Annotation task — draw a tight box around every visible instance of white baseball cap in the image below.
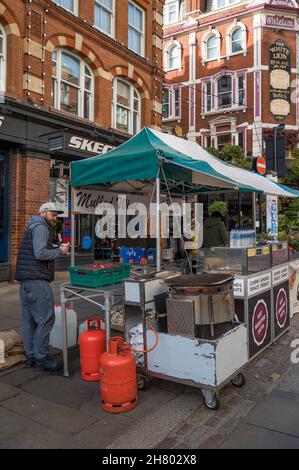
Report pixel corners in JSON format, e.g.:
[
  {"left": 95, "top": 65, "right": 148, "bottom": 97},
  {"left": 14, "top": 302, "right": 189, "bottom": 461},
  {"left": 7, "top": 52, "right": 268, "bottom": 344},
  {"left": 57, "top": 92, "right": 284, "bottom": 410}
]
[{"left": 39, "top": 202, "right": 64, "bottom": 214}]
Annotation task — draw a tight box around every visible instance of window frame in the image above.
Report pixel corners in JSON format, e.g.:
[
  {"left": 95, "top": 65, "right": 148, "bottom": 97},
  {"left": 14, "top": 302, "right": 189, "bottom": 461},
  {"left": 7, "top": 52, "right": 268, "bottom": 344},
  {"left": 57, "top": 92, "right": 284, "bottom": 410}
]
[
  {"left": 162, "top": 86, "right": 181, "bottom": 121},
  {"left": 94, "top": 0, "right": 115, "bottom": 38},
  {"left": 112, "top": 77, "right": 141, "bottom": 135},
  {"left": 51, "top": 49, "right": 94, "bottom": 120},
  {"left": 217, "top": 75, "right": 232, "bottom": 110},
  {"left": 207, "top": 35, "right": 218, "bottom": 61},
  {"left": 52, "top": 0, "right": 78, "bottom": 15},
  {"left": 216, "top": 0, "right": 240, "bottom": 9},
  {"left": 202, "top": 30, "right": 221, "bottom": 63},
  {"left": 0, "top": 23, "right": 6, "bottom": 93},
  {"left": 128, "top": 1, "right": 145, "bottom": 57}
]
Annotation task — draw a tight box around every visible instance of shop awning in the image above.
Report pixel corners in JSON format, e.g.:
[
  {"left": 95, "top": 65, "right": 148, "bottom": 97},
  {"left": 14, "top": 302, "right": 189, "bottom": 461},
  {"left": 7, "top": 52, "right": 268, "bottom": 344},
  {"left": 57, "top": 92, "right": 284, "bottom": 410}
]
[{"left": 71, "top": 128, "right": 298, "bottom": 197}]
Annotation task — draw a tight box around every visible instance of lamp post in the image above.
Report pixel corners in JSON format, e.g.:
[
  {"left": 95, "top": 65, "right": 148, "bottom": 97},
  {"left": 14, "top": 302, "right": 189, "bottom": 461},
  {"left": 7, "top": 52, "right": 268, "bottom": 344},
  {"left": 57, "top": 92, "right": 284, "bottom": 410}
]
[{"left": 272, "top": 123, "right": 285, "bottom": 175}]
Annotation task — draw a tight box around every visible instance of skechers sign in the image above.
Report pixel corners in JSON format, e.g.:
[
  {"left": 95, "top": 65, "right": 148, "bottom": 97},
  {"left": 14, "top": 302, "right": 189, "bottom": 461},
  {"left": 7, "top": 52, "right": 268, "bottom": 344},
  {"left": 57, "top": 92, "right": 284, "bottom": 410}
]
[{"left": 68, "top": 136, "right": 114, "bottom": 155}]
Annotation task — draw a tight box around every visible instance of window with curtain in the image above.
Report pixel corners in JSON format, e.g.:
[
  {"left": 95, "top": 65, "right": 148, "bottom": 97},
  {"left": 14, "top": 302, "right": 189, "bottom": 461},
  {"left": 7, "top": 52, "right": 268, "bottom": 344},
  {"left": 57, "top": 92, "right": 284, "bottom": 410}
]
[
  {"left": 218, "top": 76, "right": 232, "bottom": 109},
  {"left": 52, "top": 49, "right": 93, "bottom": 119},
  {"left": 232, "top": 28, "right": 243, "bottom": 53},
  {"left": 128, "top": 1, "right": 145, "bottom": 56},
  {"left": 94, "top": 0, "right": 114, "bottom": 36},
  {"left": 113, "top": 78, "right": 141, "bottom": 134}
]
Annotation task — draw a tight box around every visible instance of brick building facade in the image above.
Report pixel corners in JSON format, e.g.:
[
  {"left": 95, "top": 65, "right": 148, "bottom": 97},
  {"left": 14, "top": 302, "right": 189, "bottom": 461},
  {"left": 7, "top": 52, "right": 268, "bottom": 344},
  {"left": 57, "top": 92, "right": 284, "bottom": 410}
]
[
  {"left": 162, "top": 0, "right": 299, "bottom": 159},
  {"left": 0, "top": 0, "right": 164, "bottom": 280}
]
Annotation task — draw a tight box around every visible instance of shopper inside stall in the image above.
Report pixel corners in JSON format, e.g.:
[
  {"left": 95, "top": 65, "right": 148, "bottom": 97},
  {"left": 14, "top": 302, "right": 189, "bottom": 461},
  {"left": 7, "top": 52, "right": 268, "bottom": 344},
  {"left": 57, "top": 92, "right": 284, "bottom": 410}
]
[{"left": 202, "top": 201, "right": 229, "bottom": 248}]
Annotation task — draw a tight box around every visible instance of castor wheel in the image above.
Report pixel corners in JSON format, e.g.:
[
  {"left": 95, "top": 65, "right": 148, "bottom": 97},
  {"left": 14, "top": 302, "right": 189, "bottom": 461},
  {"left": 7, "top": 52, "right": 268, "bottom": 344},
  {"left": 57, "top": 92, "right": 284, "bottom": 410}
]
[
  {"left": 231, "top": 373, "right": 246, "bottom": 388},
  {"left": 137, "top": 374, "right": 151, "bottom": 391},
  {"left": 201, "top": 389, "right": 219, "bottom": 410}
]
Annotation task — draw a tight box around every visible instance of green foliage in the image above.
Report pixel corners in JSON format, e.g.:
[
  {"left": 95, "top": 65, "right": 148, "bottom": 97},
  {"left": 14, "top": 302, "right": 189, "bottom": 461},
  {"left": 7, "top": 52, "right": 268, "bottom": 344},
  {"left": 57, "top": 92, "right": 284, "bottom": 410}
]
[
  {"left": 208, "top": 200, "right": 228, "bottom": 217},
  {"left": 206, "top": 147, "right": 219, "bottom": 157},
  {"left": 207, "top": 145, "right": 252, "bottom": 170}
]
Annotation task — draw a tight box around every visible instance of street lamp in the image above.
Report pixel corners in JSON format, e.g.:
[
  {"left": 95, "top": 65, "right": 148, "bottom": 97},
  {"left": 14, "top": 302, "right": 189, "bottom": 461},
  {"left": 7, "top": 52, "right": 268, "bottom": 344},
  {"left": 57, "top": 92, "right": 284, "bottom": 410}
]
[{"left": 272, "top": 124, "right": 285, "bottom": 175}]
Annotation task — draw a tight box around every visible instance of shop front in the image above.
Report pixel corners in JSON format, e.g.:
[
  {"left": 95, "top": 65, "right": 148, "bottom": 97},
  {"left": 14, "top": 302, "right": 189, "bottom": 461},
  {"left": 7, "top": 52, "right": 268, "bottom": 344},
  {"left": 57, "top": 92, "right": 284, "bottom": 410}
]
[{"left": 0, "top": 97, "right": 127, "bottom": 280}]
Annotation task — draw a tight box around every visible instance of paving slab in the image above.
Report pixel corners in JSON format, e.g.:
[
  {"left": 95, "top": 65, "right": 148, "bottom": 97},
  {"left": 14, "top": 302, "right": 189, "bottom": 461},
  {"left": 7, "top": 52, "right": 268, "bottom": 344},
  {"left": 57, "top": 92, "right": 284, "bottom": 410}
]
[
  {"left": 0, "top": 382, "right": 22, "bottom": 402},
  {"left": 0, "top": 367, "right": 44, "bottom": 387},
  {"left": 20, "top": 370, "right": 100, "bottom": 409},
  {"left": 220, "top": 422, "right": 299, "bottom": 449},
  {"left": 0, "top": 405, "right": 76, "bottom": 449},
  {"left": 107, "top": 390, "right": 202, "bottom": 449},
  {"left": 73, "top": 414, "right": 133, "bottom": 449},
  {"left": 244, "top": 395, "right": 299, "bottom": 438},
  {"left": 1, "top": 392, "right": 99, "bottom": 435}
]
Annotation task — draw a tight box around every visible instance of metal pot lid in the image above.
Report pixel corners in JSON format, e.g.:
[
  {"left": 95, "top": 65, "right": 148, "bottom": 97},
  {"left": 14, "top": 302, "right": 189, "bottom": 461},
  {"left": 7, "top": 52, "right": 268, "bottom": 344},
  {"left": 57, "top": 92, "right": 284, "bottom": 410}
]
[{"left": 164, "top": 273, "right": 234, "bottom": 287}]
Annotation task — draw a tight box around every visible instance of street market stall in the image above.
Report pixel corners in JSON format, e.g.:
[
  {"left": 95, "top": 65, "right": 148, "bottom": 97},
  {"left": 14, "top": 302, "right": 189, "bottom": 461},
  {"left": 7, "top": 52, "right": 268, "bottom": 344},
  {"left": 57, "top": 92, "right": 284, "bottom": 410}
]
[{"left": 65, "top": 128, "right": 298, "bottom": 409}]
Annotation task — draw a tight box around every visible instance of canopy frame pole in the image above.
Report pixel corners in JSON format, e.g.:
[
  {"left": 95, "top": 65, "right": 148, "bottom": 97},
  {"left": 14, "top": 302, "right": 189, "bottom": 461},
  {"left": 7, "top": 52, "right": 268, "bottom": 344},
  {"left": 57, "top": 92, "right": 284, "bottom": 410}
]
[
  {"left": 71, "top": 187, "right": 75, "bottom": 267},
  {"left": 156, "top": 173, "right": 161, "bottom": 272},
  {"left": 252, "top": 192, "right": 256, "bottom": 232}
]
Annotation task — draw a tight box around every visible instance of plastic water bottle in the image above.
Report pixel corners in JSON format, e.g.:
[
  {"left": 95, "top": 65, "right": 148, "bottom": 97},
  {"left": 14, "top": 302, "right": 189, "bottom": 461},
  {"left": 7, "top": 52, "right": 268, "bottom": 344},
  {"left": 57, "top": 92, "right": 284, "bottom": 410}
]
[{"left": 230, "top": 230, "right": 236, "bottom": 248}]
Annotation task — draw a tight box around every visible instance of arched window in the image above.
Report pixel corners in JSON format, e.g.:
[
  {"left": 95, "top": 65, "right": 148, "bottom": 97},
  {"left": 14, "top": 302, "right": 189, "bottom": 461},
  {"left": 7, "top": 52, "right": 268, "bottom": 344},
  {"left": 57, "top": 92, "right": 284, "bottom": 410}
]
[
  {"left": 202, "top": 30, "right": 221, "bottom": 62},
  {"left": 112, "top": 78, "right": 141, "bottom": 134},
  {"left": 164, "top": 41, "right": 182, "bottom": 71},
  {"left": 51, "top": 49, "right": 94, "bottom": 119},
  {"left": 232, "top": 28, "right": 243, "bottom": 53},
  {"left": 0, "top": 24, "right": 6, "bottom": 92},
  {"left": 207, "top": 35, "right": 218, "bottom": 60},
  {"left": 169, "top": 44, "right": 180, "bottom": 70},
  {"left": 227, "top": 22, "right": 246, "bottom": 56}
]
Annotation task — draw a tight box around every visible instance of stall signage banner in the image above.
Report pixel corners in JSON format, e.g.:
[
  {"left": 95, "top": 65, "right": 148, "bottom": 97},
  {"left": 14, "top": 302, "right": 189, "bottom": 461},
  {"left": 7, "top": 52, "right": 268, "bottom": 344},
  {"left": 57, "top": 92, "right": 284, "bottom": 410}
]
[
  {"left": 233, "top": 278, "right": 245, "bottom": 298},
  {"left": 276, "top": 288, "right": 288, "bottom": 329},
  {"left": 272, "top": 264, "right": 289, "bottom": 286},
  {"left": 55, "top": 178, "right": 69, "bottom": 218},
  {"left": 269, "top": 39, "right": 291, "bottom": 121},
  {"left": 74, "top": 189, "right": 150, "bottom": 214},
  {"left": 248, "top": 272, "right": 271, "bottom": 296},
  {"left": 252, "top": 300, "right": 269, "bottom": 346}
]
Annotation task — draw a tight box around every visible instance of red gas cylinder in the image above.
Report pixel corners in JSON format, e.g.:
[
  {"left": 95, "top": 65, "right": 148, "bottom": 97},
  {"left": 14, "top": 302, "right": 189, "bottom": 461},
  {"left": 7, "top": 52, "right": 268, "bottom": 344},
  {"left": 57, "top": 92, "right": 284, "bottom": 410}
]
[
  {"left": 79, "top": 318, "right": 106, "bottom": 382},
  {"left": 100, "top": 337, "right": 138, "bottom": 413}
]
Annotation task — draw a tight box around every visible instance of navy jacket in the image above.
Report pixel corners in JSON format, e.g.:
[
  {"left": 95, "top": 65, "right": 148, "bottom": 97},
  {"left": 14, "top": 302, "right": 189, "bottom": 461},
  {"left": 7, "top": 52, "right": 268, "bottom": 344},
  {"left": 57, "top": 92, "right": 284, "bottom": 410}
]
[{"left": 16, "top": 216, "right": 61, "bottom": 282}]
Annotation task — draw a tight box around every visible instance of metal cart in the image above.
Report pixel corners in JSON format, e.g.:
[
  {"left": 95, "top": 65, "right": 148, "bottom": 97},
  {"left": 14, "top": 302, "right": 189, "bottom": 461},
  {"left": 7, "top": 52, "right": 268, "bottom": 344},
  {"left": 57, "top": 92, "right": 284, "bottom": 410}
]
[{"left": 123, "top": 274, "right": 248, "bottom": 410}]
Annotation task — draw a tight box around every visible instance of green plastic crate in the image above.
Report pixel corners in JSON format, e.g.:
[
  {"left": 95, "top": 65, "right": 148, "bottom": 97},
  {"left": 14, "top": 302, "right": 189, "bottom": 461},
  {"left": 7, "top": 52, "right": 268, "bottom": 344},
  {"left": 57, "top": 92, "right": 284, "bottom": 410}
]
[{"left": 68, "top": 262, "right": 132, "bottom": 288}]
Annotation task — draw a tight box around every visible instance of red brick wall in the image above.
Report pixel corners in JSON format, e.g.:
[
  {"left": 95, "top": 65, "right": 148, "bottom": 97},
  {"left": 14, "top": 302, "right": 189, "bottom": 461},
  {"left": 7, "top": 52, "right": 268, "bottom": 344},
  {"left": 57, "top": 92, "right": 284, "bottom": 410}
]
[{"left": 10, "top": 155, "right": 51, "bottom": 275}]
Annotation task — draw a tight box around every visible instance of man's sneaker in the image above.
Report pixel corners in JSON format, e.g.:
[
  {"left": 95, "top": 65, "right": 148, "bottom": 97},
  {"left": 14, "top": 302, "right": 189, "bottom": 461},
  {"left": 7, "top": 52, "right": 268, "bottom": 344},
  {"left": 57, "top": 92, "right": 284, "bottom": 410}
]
[
  {"left": 25, "top": 357, "right": 35, "bottom": 368},
  {"left": 34, "top": 357, "right": 63, "bottom": 372}
]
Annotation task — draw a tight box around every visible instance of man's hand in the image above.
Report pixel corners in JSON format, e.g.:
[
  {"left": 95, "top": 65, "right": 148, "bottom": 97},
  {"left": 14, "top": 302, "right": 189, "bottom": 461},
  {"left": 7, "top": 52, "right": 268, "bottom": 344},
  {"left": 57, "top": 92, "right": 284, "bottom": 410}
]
[{"left": 60, "top": 244, "right": 70, "bottom": 255}]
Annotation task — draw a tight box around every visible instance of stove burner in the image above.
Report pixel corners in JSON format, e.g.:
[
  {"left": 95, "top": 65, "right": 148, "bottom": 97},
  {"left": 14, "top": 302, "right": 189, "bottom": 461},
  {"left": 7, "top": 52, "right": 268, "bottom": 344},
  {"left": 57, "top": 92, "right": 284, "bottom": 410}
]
[{"left": 164, "top": 273, "right": 234, "bottom": 287}]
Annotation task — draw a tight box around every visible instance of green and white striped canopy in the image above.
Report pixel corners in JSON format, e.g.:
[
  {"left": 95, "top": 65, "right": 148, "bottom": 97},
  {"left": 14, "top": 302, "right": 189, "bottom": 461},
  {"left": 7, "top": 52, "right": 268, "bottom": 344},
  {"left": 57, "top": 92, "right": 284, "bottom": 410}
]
[{"left": 71, "top": 127, "right": 298, "bottom": 197}]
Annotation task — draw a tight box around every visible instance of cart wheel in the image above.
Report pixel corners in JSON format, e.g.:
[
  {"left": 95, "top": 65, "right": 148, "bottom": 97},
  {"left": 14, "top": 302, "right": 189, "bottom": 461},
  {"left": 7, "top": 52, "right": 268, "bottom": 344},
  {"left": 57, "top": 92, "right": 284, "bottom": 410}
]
[
  {"left": 231, "top": 373, "right": 246, "bottom": 388},
  {"left": 137, "top": 374, "right": 150, "bottom": 391},
  {"left": 201, "top": 390, "right": 219, "bottom": 411}
]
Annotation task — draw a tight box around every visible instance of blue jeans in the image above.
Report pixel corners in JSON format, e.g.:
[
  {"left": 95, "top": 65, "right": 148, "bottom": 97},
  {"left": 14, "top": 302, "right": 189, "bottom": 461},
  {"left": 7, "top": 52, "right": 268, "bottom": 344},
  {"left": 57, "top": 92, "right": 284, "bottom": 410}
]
[{"left": 20, "top": 280, "right": 55, "bottom": 362}]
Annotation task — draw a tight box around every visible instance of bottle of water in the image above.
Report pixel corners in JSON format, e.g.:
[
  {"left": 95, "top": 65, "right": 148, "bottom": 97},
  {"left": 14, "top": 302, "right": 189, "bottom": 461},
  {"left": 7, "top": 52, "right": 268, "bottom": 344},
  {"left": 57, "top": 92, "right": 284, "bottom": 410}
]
[{"left": 230, "top": 230, "right": 236, "bottom": 248}]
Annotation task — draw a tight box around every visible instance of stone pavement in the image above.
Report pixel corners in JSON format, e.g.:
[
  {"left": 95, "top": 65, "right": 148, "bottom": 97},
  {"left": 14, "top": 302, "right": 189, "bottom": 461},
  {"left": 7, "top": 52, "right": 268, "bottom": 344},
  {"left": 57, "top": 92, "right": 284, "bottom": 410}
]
[{"left": 0, "top": 276, "right": 299, "bottom": 449}]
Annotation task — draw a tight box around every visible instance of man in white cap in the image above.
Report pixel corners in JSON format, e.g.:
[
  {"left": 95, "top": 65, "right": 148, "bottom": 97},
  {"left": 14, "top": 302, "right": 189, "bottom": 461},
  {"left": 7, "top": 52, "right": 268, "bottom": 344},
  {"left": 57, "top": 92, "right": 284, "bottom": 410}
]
[{"left": 16, "top": 202, "right": 69, "bottom": 371}]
